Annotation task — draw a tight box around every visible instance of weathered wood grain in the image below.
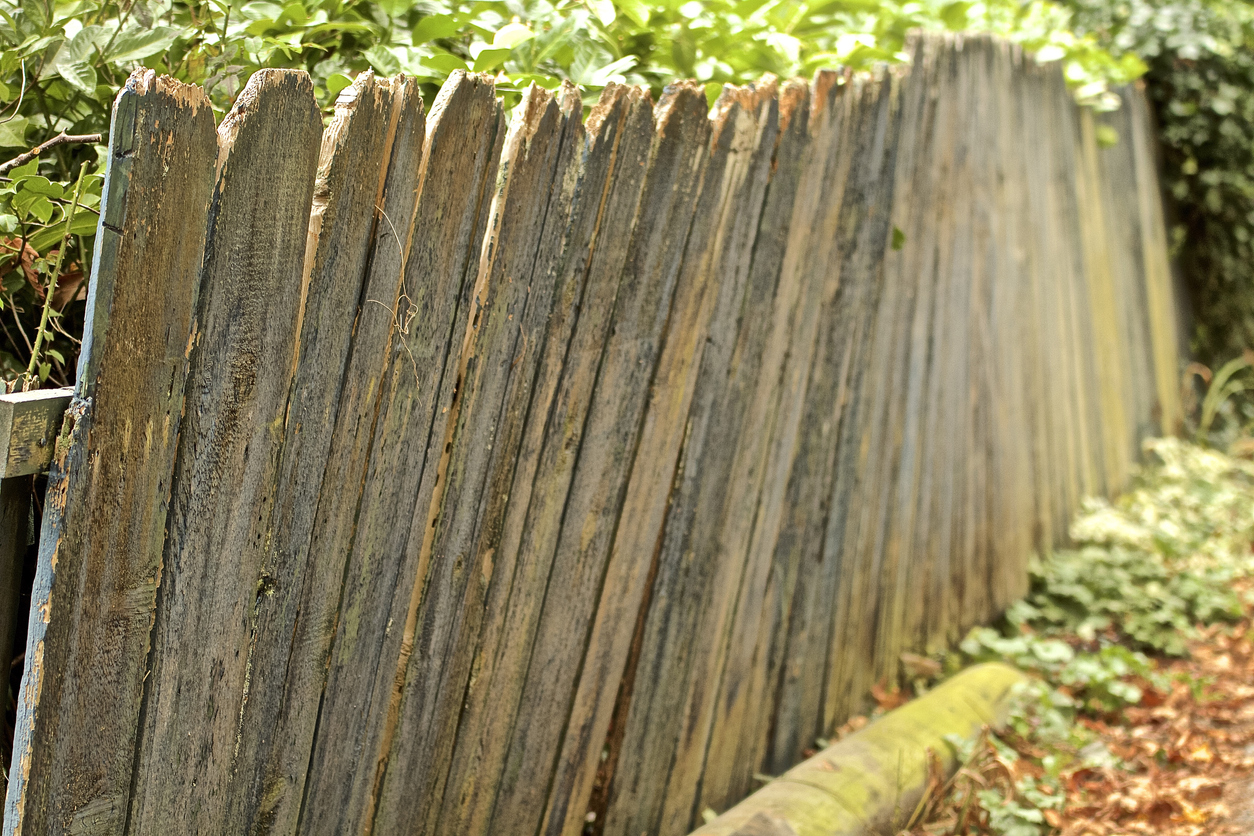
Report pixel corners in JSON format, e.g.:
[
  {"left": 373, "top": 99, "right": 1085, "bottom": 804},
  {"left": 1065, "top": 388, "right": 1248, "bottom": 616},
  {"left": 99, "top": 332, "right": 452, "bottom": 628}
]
[
  {"left": 1123, "top": 88, "right": 1182, "bottom": 434},
  {"left": 885, "top": 37, "right": 949, "bottom": 657},
  {"left": 887, "top": 47, "right": 942, "bottom": 665},
  {"left": 596, "top": 85, "right": 773, "bottom": 836},
  {"left": 372, "top": 82, "right": 583, "bottom": 835},
  {"left": 125, "top": 68, "right": 323, "bottom": 836},
  {"left": 617, "top": 84, "right": 781, "bottom": 835},
  {"left": 482, "top": 82, "right": 711, "bottom": 836},
  {"left": 4, "top": 71, "right": 217, "bottom": 836},
  {"left": 296, "top": 71, "right": 503, "bottom": 836},
  {"left": 706, "top": 71, "right": 853, "bottom": 788},
  {"left": 778, "top": 70, "right": 900, "bottom": 763},
  {"left": 0, "top": 389, "right": 72, "bottom": 478},
  {"left": 692, "top": 80, "right": 813, "bottom": 814},
  {"left": 228, "top": 71, "right": 421, "bottom": 836},
  {"left": 428, "top": 83, "right": 653, "bottom": 836},
  {"left": 697, "top": 73, "right": 852, "bottom": 812},
  {"left": 1092, "top": 98, "right": 1156, "bottom": 454}
]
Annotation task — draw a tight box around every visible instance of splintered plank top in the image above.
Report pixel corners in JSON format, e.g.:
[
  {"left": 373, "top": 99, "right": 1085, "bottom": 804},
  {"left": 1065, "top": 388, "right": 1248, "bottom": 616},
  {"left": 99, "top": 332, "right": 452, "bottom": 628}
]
[{"left": 4, "top": 71, "right": 217, "bottom": 836}]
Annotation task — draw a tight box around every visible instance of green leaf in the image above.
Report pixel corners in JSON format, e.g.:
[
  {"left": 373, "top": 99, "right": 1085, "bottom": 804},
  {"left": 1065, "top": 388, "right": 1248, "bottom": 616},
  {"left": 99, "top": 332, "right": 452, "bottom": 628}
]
[
  {"left": 18, "top": 176, "right": 64, "bottom": 199},
  {"left": 500, "top": 73, "right": 562, "bottom": 91},
  {"left": 51, "top": 26, "right": 105, "bottom": 94},
  {"left": 6, "top": 159, "right": 38, "bottom": 181},
  {"left": 586, "top": 54, "right": 636, "bottom": 86},
  {"left": 939, "top": 1, "right": 971, "bottom": 31},
  {"left": 325, "top": 72, "right": 353, "bottom": 98},
  {"left": 473, "top": 48, "right": 512, "bottom": 73},
  {"left": 28, "top": 212, "right": 98, "bottom": 251},
  {"left": 240, "top": 1, "right": 285, "bottom": 20},
  {"left": 0, "top": 115, "right": 29, "bottom": 149},
  {"left": 704, "top": 81, "right": 722, "bottom": 109},
  {"left": 24, "top": 194, "right": 52, "bottom": 224},
  {"left": 587, "top": 0, "right": 616, "bottom": 26},
  {"left": 421, "top": 52, "right": 469, "bottom": 74},
  {"left": 492, "top": 23, "right": 534, "bottom": 50},
  {"left": 617, "top": 0, "right": 650, "bottom": 27},
  {"left": 363, "top": 45, "right": 402, "bottom": 76},
  {"left": 411, "top": 14, "right": 462, "bottom": 45},
  {"left": 105, "top": 25, "right": 183, "bottom": 63},
  {"left": 891, "top": 226, "right": 906, "bottom": 250},
  {"left": 279, "top": 2, "right": 307, "bottom": 25}
]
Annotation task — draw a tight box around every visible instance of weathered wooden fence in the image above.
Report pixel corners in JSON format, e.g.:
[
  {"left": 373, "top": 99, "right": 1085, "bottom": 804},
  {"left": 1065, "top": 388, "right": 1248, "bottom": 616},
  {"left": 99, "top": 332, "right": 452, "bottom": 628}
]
[{"left": 2, "top": 31, "right": 1180, "bottom": 836}]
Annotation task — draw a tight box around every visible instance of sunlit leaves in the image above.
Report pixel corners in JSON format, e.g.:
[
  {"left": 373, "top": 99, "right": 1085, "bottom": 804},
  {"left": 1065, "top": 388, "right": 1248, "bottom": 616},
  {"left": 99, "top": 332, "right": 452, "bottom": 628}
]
[{"left": 0, "top": 0, "right": 1142, "bottom": 386}]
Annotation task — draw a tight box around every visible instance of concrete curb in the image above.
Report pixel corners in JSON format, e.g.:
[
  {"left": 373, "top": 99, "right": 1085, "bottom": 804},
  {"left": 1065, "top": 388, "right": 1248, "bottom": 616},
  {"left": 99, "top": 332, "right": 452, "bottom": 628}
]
[{"left": 688, "top": 662, "right": 1028, "bottom": 836}]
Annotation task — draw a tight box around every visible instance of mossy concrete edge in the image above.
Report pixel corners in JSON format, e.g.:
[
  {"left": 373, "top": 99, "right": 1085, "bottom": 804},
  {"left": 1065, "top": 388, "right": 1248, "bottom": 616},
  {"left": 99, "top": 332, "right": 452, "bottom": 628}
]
[{"left": 688, "top": 662, "right": 1028, "bottom": 836}]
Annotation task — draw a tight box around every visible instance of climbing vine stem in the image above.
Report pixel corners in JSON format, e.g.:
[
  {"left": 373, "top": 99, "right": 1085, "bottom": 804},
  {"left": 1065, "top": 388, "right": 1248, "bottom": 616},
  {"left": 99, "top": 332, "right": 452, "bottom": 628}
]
[{"left": 25, "top": 162, "right": 87, "bottom": 387}]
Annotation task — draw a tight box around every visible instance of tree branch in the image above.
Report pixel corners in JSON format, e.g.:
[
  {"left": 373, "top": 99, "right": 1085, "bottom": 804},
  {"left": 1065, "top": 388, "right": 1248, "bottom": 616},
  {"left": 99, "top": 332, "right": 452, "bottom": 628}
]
[{"left": 0, "top": 132, "right": 103, "bottom": 175}]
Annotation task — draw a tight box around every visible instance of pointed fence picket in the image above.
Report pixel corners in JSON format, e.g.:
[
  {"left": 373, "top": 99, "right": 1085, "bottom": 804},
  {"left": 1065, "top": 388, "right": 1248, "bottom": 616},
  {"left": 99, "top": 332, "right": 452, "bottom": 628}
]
[{"left": 1, "top": 32, "right": 1182, "bottom": 836}]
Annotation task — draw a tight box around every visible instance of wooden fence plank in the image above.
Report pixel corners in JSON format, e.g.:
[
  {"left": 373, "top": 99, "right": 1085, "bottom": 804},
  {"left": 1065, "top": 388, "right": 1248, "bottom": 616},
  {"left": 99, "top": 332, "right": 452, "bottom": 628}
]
[
  {"left": 126, "top": 68, "right": 323, "bottom": 836},
  {"left": 691, "top": 79, "right": 813, "bottom": 814},
  {"left": 872, "top": 42, "right": 943, "bottom": 690},
  {"left": 705, "top": 72, "right": 852, "bottom": 786},
  {"left": 373, "top": 83, "right": 583, "bottom": 835},
  {"left": 887, "top": 37, "right": 949, "bottom": 656},
  {"left": 596, "top": 86, "right": 771, "bottom": 836},
  {"left": 1020, "top": 61, "right": 1077, "bottom": 552},
  {"left": 1124, "top": 88, "right": 1182, "bottom": 434},
  {"left": 997, "top": 41, "right": 1038, "bottom": 606},
  {"left": 482, "top": 82, "right": 711, "bottom": 836},
  {"left": 1076, "top": 106, "right": 1132, "bottom": 494},
  {"left": 227, "top": 72, "right": 423, "bottom": 836},
  {"left": 296, "top": 71, "right": 503, "bottom": 836},
  {"left": 784, "top": 70, "right": 901, "bottom": 757},
  {"left": 1093, "top": 102, "right": 1156, "bottom": 452},
  {"left": 634, "top": 85, "right": 781, "bottom": 835},
  {"left": 761, "top": 72, "right": 887, "bottom": 765},
  {"left": 3, "top": 71, "right": 217, "bottom": 836},
  {"left": 429, "top": 83, "right": 653, "bottom": 836},
  {"left": 1010, "top": 60, "right": 1054, "bottom": 562},
  {"left": 1046, "top": 68, "right": 1103, "bottom": 506}
]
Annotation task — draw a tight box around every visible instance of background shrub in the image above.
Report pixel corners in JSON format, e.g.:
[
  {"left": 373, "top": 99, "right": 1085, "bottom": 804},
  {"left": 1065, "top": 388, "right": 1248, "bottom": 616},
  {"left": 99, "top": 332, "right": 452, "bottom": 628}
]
[{"left": 0, "top": 0, "right": 1142, "bottom": 386}]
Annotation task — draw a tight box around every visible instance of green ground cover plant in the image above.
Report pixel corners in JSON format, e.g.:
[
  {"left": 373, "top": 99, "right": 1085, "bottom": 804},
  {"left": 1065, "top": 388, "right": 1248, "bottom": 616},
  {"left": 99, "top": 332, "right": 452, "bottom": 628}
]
[{"left": 903, "top": 437, "right": 1254, "bottom": 835}]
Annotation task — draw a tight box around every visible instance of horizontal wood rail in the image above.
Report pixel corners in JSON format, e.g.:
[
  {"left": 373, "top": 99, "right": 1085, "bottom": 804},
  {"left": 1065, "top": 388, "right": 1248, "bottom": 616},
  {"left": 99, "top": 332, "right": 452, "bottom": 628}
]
[{"left": 0, "top": 388, "right": 73, "bottom": 478}]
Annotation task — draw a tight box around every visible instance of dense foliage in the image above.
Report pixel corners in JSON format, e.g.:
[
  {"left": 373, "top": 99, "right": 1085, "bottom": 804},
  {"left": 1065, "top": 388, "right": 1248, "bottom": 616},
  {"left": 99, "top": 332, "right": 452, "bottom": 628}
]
[
  {"left": 0, "top": 0, "right": 1137, "bottom": 387},
  {"left": 1064, "top": 0, "right": 1254, "bottom": 368},
  {"left": 943, "top": 437, "right": 1254, "bottom": 834}
]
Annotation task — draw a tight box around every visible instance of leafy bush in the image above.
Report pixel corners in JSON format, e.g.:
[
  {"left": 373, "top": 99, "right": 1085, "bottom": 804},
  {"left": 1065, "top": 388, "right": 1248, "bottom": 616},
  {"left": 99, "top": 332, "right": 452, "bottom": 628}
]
[
  {"left": 0, "top": 0, "right": 1136, "bottom": 387},
  {"left": 932, "top": 437, "right": 1254, "bottom": 835},
  {"left": 1064, "top": 0, "right": 1254, "bottom": 363},
  {"left": 996, "top": 437, "right": 1254, "bottom": 661}
]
